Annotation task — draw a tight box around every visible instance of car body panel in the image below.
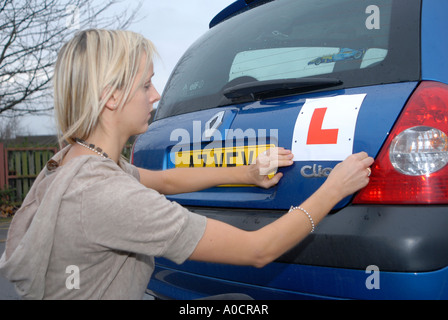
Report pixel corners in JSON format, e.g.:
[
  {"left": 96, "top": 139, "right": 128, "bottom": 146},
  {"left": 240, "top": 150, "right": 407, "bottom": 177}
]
[
  {"left": 148, "top": 205, "right": 448, "bottom": 300},
  {"left": 150, "top": 261, "right": 448, "bottom": 300},
  {"left": 131, "top": 0, "right": 448, "bottom": 299},
  {"left": 421, "top": 0, "right": 448, "bottom": 85},
  {"left": 134, "top": 82, "right": 418, "bottom": 210}
]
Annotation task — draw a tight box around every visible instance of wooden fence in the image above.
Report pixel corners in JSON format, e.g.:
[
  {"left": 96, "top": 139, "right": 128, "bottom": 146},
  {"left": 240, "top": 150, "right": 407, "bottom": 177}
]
[
  {"left": 0, "top": 143, "right": 58, "bottom": 203},
  {"left": 0, "top": 142, "right": 133, "bottom": 205}
]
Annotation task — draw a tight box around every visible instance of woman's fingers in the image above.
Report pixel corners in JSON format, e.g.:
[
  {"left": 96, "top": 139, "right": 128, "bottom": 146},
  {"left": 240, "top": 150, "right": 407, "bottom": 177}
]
[
  {"left": 257, "top": 147, "right": 294, "bottom": 176},
  {"left": 327, "top": 152, "right": 374, "bottom": 198}
]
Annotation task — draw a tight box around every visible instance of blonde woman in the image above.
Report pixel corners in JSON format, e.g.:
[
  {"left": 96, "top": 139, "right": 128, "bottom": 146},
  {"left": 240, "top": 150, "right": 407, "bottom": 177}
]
[{"left": 0, "top": 29, "right": 373, "bottom": 300}]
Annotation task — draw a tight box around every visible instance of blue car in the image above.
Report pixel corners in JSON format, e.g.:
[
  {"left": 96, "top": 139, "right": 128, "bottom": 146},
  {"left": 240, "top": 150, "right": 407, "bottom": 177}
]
[{"left": 132, "top": 0, "right": 448, "bottom": 300}]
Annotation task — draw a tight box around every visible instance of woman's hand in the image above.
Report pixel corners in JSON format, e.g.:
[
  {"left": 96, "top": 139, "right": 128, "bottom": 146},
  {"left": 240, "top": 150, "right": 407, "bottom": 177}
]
[
  {"left": 248, "top": 147, "right": 294, "bottom": 189},
  {"left": 322, "top": 152, "right": 374, "bottom": 202}
]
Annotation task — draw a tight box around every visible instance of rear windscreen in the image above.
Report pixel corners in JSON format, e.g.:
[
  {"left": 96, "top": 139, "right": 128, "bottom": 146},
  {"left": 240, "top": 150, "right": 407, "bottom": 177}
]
[{"left": 156, "top": 0, "right": 421, "bottom": 120}]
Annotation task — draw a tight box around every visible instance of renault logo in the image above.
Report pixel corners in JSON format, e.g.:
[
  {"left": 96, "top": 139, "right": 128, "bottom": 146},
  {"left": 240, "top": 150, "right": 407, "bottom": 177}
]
[{"left": 204, "top": 111, "right": 225, "bottom": 139}]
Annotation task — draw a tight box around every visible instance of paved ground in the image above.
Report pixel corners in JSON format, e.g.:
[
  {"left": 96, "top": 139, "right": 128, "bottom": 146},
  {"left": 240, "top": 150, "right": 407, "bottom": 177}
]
[{"left": 0, "top": 220, "right": 21, "bottom": 300}]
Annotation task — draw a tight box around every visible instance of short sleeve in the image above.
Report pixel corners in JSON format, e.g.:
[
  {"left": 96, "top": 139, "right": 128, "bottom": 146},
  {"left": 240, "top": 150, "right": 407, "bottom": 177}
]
[{"left": 80, "top": 169, "right": 207, "bottom": 264}]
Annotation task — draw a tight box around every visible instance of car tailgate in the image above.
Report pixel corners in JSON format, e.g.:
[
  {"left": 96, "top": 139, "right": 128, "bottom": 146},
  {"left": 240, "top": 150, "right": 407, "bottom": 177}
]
[{"left": 132, "top": 82, "right": 418, "bottom": 210}]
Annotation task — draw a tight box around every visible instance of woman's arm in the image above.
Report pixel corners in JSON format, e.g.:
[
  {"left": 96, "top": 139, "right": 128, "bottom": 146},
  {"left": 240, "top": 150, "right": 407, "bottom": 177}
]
[
  {"left": 189, "top": 152, "right": 374, "bottom": 268},
  {"left": 137, "top": 147, "right": 294, "bottom": 194}
]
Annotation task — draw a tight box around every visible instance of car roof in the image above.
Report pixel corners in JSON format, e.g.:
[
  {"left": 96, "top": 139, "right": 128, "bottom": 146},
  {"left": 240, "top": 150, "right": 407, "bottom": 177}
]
[{"left": 209, "top": 0, "right": 272, "bottom": 28}]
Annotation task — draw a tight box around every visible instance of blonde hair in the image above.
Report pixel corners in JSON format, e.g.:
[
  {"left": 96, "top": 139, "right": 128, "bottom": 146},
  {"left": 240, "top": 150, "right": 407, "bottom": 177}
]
[{"left": 53, "top": 29, "right": 157, "bottom": 145}]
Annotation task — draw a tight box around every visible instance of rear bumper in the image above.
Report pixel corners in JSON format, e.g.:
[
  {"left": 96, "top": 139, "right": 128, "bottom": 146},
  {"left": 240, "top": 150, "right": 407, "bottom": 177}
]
[{"left": 149, "top": 205, "right": 448, "bottom": 299}]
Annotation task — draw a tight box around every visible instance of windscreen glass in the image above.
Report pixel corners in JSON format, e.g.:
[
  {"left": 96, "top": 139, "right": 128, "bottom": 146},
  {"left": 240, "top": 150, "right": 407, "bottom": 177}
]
[{"left": 156, "top": 0, "right": 420, "bottom": 120}]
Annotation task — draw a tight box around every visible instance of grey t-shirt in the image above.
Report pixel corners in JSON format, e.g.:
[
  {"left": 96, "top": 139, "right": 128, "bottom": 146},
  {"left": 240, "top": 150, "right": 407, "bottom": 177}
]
[{"left": 0, "top": 147, "right": 207, "bottom": 300}]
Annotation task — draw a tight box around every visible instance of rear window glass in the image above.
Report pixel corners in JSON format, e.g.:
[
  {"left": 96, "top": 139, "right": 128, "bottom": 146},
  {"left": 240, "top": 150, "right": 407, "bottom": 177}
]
[{"left": 156, "top": 0, "right": 420, "bottom": 120}]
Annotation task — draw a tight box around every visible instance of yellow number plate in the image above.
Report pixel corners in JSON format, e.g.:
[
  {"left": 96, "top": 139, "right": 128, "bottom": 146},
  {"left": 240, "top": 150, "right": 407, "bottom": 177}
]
[{"left": 173, "top": 144, "right": 276, "bottom": 186}]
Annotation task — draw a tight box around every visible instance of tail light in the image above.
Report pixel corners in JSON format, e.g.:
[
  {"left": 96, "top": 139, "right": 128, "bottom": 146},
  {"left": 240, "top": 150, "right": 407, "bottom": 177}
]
[{"left": 354, "top": 81, "right": 448, "bottom": 204}]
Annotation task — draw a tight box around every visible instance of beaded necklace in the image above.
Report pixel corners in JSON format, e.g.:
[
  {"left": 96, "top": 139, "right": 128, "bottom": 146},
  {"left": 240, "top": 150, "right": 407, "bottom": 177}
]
[{"left": 74, "top": 138, "right": 109, "bottom": 159}]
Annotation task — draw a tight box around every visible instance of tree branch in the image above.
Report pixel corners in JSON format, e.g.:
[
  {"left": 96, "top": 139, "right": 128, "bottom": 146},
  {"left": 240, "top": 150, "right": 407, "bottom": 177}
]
[{"left": 0, "top": 0, "right": 143, "bottom": 117}]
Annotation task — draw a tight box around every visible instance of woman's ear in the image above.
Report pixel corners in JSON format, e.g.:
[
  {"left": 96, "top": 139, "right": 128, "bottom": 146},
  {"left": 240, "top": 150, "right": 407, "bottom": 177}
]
[
  {"left": 105, "top": 99, "right": 118, "bottom": 111},
  {"left": 102, "top": 91, "right": 120, "bottom": 111}
]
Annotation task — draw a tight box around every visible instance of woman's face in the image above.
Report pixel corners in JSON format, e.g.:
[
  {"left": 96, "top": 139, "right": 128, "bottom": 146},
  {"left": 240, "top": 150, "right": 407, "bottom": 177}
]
[{"left": 118, "top": 56, "right": 160, "bottom": 137}]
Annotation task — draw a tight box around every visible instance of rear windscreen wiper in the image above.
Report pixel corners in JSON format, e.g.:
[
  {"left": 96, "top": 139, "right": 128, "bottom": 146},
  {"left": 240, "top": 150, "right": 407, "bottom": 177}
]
[{"left": 222, "top": 78, "right": 343, "bottom": 103}]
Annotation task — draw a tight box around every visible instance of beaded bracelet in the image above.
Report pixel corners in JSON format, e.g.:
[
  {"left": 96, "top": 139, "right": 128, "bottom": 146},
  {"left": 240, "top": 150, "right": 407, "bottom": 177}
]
[{"left": 289, "top": 206, "right": 315, "bottom": 233}]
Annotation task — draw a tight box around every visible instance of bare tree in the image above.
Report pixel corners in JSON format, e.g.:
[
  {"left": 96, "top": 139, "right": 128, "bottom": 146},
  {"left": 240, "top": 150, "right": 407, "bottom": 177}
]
[
  {"left": 0, "top": 114, "right": 27, "bottom": 140},
  {"left": 0, "top": 0, "right": 142, "bottom": 118}
]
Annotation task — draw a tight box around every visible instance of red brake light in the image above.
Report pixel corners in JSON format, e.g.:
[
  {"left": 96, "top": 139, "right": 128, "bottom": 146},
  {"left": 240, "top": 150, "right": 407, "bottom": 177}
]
[{"left": 354, "top": 81, "right": 448, "bottom": 204}]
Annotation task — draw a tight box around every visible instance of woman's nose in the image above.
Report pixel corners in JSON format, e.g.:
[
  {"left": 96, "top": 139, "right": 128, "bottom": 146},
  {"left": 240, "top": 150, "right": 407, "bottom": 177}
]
[{"left": 150, "top": 86, "right": 161, "bottom": 104}]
